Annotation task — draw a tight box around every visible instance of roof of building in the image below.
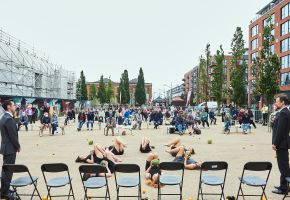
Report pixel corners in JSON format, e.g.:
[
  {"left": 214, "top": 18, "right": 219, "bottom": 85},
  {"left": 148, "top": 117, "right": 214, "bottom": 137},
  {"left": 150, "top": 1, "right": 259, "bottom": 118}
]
[
  {"left": 87, "top": 78, "right": 152, "bottom": 85},
  {"left": 256, "top": 0, "right": 282, "bottom": 15},
  {"left": 129, "top": 78, "right": 138, "bottom": 84}
]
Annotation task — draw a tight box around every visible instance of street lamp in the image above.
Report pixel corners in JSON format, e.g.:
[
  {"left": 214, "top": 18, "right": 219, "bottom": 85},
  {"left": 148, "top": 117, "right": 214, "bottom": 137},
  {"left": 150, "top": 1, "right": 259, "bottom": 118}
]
[{"left": 163, "top": 82, "right": 172, "bottom": 105}]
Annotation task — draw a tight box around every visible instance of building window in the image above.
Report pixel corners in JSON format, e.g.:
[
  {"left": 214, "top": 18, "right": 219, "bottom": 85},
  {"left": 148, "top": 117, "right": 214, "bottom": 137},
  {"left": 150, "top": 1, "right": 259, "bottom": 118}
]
[
  {"left": 281, "top": 38, "right": 290, "bottom": 52},
  {"left": 270, "top": 45, "right": 275, "bottom": 54},
  {"left": 251, "top": 39, "right": 258, "bottom": 50},
  {"left": 251, "top": 52, "right": 257, "bottom": 63},
  {"left": 281, "top": 72, "right": 290, "bottom": 86},
  {"left": 264, "top": 14, "right": 275, "bottom": 27},
  {"left": 281, "top": 20, "right": 290, "bottom": 36},
  {"left": 282, "top": 3, "right": 290, "bottom": 19},
  {"left": 251, "top": 25, "right": 258, "bottom": 37},
  {"left": 281, "top": 55, "right": 290, "bottom": 69}
]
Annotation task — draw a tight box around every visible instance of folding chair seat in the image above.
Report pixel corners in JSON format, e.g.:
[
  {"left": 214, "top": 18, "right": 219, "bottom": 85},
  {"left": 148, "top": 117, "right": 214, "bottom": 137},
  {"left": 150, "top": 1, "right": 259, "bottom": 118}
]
[
  {"left": 79, "top": 165, "right": 110, "bottom": 199},
  {"left": 2, "top": 164, "right": 41, "bottom": 200},
  {"left": 158, "top": 162, "right": 184, "bottom": 200},
  {"left": 41, "top": 163, "right": 75, "bottom": 199},
  {"left": 237, "top": 162, "right": 272, "bottom": 200},
  {"left": 114, "top": 164, "right": 141, "bottom": 200},
  {"left": 197, "top": 161, "right": 228, "bottom": 200}
]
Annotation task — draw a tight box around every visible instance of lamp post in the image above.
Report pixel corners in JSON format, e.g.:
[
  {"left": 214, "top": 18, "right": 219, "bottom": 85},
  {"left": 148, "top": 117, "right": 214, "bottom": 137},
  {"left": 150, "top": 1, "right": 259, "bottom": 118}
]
[{"left": 163, "top": 83, "right": 172, "bottom": 106}]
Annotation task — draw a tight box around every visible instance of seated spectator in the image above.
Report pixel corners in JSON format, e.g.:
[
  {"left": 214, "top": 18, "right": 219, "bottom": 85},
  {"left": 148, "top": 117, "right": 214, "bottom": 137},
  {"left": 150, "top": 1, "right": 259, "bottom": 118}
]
[
  {"left": 224, "top": 112, "right": 231, "bottom": 134},
  {"left": 175, "top": 113, "right": 186, "bottom": 135},
  {"left": 18, "top": 111, "right": 28, "bottom": 131},
  {"left": 140, "top": 137, "right": 153, "bottom": 153},
  {"left": 51, "top": 111, "right": 58, "bottom": 135},
  {"left": 86, "top": 110, "right": 95, "bottom": 131},
  {"left": 77, "top": 109, "right": 86, "bottom": 131},
  {"left": 123, "top": 109, "right": 131, "bottom": 125},
  {"left": 209, "top": 110, "right": 217, "bottom": 125},
  {"left": 241, "top": 111, "right": 251, "bottom": 134},
  {"left": 186, "top": 111, "right": 195, "bottom": 135},
  {"left": 194, "top": 111, "right": 201, "bottom": 125},
  {"left": 132, "top": 110, "right": 142, "bottom": 130},
  {"left": 145, "top": 153, "right": 161, "bottom": 188},
  {"left": 39, "top": 112, "right": 51, "bottom": 137},
  {"left": 237, "top": 108, "right": 245, "bottom": 125},
  {"left": 152, "top": 111, "right": 162, "bottom": 129},
  {"left": 106, "top": 114, "right": 116, "bottom": 136},
  {"left": 107, "top": 137, "right": 126, "bottom": 155}
]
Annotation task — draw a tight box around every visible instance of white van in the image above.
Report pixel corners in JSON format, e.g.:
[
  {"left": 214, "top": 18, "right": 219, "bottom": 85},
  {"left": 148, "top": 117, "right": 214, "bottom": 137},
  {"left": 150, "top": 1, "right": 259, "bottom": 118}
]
[{"left": 198, "top": 101, "right": 218, "bottom": 110}]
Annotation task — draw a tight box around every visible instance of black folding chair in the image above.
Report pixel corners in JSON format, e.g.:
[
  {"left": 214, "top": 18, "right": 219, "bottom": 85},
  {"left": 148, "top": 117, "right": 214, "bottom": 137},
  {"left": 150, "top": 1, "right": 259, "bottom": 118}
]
[
  {"left": 114, "top": 164, "right": 141, "bottom": 200},
  {"left": 197, "top": 161, "right": 228, "bottom": 200},
  {"left": 284, "top": 177, "right": 290, "bottom": 199},
  {"left": 237, "top": 162, "right": 272, "bottom": 200},
  {"left": 41, "top": 163, "right": 75, "bottom": 200},
  {"left": 79, "top": 165, "right": 110, "bottom": 199},
  {"left": 158, "top": 162, "right": 184, "bottom": 200},
  {"left": 2, "top": 164, "right": 41, "bottom": 200}
]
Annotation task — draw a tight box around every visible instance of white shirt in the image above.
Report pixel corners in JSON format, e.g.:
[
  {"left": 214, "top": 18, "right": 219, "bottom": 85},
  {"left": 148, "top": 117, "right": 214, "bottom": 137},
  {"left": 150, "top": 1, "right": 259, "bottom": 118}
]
[{"left": 5, "top": 111, "right": 13, "bottom": 118}]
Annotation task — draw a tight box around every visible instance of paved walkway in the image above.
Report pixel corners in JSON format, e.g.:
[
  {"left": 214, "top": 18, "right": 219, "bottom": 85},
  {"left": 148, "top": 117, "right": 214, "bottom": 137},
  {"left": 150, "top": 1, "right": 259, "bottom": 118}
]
[{"left": 1, "top": 118, "right": 282, "bottom": 199}]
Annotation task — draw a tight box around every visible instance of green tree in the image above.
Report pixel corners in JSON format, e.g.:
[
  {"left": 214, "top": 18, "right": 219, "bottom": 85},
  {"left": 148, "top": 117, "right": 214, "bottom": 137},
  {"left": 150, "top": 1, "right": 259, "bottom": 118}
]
[
  {"left": 135, "top": 67, "right": 146, "bottom": 105},
  {"left": 106, "top": 79, "right": 114, "bottom": 103},
  {"left": 212, "top": 45, "right": 225, "bottom": 108},
  {"left": 89, "top": 84, "right": 97, "bottom": 100},
  {"left": 197, "top": 56, "right": 207, "bottom": 103},
  {"left": 230, "top": 27, "right": 246, "bottom": 106},
  {"left": 97, "top": 75, "right": 107, "bottom": 104},
  {"left": 255, "top": 16, "right": 280, "bottom": 105},
  {"left": 205, "top": 43, "right": 211, "bottom": 101},
  {"left": 117, "top": 70, "right": 130, "bottom": 104},
  {"left": 76, "top": 71, "right": 88, "bottom": 102}
]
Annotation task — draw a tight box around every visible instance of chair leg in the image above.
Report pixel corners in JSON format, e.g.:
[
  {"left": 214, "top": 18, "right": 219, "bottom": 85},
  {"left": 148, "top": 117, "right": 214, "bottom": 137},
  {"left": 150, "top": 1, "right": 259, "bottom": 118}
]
[
  {"left": 220, "top": 184, "right": 225, "bottom": 200},
  {"left": 70, "top": 183, "right": 75, "bottom": 200},
  {"left": 200, "top": 184, "right": 204, "bottom": 200},
  {"left": 84, "top": 188, "right": 88, "bottom": 200},
  {"left": 240, "top": 186, "right": 246, "bottom": 200},
  {"left": 139, "top": 184, "right": 142, "bottom": 200},
  {"left": 197, "top": 182, "right": 201, "bottom": 200},
  {"left": 179, "top": 184, "right": 183, "bottom": 200},
  {"left": 261, "top": 186, "right": 268, "bottom": 200},
  {"left": 12, "top": 186, "right": 21, "bottom": 200}
]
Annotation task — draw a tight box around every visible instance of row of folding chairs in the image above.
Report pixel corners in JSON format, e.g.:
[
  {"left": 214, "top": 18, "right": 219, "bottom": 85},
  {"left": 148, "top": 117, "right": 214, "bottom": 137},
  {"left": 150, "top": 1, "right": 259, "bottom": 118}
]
[{"left": 1, "top": 161, "right": 282, "bottom": 200}]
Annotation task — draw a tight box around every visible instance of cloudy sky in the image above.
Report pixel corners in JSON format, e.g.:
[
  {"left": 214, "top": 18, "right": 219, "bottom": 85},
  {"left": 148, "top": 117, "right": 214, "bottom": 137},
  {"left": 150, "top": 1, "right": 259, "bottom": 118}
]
[{"left": 0, "top": 0, "right": 270, "bottom": 97}]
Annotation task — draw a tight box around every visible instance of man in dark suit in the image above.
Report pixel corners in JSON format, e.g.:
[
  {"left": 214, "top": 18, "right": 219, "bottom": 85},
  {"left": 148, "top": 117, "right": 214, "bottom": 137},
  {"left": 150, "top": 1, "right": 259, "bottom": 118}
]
[
  {"left": 0, "top": 100, "right": 21, "bottom": 199},
  {"left": 272, "top": 94, "right": 290, "bottom": 195}
]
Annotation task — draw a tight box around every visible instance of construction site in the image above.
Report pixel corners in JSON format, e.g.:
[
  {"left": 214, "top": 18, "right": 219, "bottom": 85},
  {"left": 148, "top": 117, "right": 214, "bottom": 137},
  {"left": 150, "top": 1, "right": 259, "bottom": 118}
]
[{"left": 0, "top": 29, "right": 76, "bottom": 107}]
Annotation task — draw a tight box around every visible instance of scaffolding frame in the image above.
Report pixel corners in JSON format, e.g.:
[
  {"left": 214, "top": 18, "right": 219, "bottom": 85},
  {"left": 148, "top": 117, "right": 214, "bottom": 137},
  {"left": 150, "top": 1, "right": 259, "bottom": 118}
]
[{"left": 0, "top": 29, "right": 75, "bottom": 100}]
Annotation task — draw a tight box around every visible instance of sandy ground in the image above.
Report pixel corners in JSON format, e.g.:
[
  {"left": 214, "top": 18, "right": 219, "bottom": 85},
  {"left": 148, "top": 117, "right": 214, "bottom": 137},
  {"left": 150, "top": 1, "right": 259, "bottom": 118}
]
[{"left": 0, "top": 117, "right": 284, "bottom": 200}]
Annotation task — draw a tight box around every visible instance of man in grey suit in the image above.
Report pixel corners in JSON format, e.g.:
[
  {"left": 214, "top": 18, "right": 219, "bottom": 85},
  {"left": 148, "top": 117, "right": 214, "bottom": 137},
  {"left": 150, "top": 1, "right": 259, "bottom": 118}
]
[{"left": 0, "top": 100, "right": 21, "bottom": 199}]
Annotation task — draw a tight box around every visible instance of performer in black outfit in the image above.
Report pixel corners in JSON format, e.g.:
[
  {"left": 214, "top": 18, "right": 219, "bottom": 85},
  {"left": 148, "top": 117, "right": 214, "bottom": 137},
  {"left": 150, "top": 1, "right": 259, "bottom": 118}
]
[{"left": 272, "top": 94, "right": 290, "bottom": 195}]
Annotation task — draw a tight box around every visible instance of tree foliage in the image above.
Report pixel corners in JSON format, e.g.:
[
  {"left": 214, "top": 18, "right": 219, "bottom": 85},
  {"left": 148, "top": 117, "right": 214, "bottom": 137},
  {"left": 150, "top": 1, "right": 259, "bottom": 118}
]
[
  {"left": 254, "top": 16, "right": 280, "bottom": 105},
  {"left": 230, "top": 27, "right": 246, "bottom": 106},
  {"left": 212, "top": 45, "right": 225, "bottom": 108},
  {"left": 97, "top": 75, "right": 107, "bottom": 104},
  {"left": 135, "top": 67, "right": 146, "bottom": 105},
  {"left": 89, "top": 84, "right": 97, "bottom": 101}
]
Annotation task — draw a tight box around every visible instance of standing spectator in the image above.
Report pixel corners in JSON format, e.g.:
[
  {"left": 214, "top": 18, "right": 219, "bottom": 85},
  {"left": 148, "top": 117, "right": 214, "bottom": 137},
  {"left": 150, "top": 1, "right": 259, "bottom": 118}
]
[
  {"left": 248, "top": 108, "right": 256, "bottom": 129},
  {"left": 209, "top": 109, "right": 217, "bottom": 125},
  {"left": 0, "top": 100, "right": 21, "bottom": 199},
  {"left": 71, "top": 109, "right": 76, "bottom": 122},
  {"left": 200, "top": 109, "right": 209, "bottom": 128},
  {"left": 31, "top": 106, "right": 38, "bottom": 124},
  {"left": 272, "top": 94, "right": 290, "bottom": 195},
  {"left": 261, "top": 104, "right": 269, "bottom": 126},
  {"left": 18, "top": 111, "right": 29, "bottom": 131},
  {"left": 77, "top": 109, "right": 86, "bottom": 131},
  {"left": 86, "top": 110, "right": 95, "bottom": 131},
  {"left": 26, "top": 105, "right": 33, "bottom": 125},
  {"left": 51, "top": 111, "right": 58, "bottom": 135}
]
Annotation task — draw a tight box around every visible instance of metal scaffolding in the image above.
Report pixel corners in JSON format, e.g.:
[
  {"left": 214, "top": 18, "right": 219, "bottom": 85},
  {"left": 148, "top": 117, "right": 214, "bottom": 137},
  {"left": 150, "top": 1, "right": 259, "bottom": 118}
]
[{"left": 0, "top": 29, "right": 76, "bottom": 100}]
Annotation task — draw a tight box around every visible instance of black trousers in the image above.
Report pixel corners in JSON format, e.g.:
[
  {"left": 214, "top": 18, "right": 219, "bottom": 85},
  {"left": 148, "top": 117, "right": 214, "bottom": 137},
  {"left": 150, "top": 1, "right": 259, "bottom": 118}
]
[
  {"left": 1, "top": 153, "right": 16, "bottom": 196},
  {"left": 263, "top": 113, "right": 268, "bottom": 125},
  {"left": 276, "top": 149, "right": 290, "bottom": 191}
]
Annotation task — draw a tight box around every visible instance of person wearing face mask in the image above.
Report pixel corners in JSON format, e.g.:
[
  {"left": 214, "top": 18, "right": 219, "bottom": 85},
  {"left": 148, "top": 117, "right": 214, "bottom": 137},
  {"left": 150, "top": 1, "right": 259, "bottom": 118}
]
[
  {"left": 18, "top": 111, "right": 29, "bottom": 131},
  {"left": 39, "top": 111, "right": 51, "bottom": 137}
]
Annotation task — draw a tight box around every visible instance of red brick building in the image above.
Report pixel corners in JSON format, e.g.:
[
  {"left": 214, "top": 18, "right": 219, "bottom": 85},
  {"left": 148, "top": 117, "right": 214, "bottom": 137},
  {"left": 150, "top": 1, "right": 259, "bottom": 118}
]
[{"left": 249, "top": 0, "right": 290, "bottom": 106}]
